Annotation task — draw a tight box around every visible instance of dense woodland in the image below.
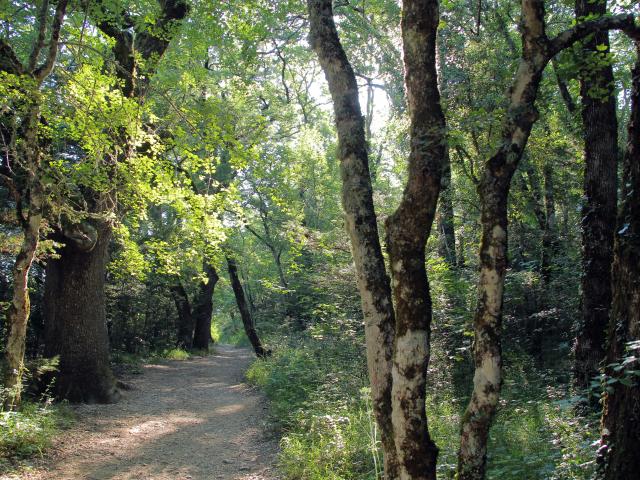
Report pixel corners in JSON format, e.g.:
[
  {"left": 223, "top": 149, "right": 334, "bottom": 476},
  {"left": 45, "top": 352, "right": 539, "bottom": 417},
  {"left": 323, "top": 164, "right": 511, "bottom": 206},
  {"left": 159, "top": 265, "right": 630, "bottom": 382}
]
[{"left": 1, "top": 0, "right": 640, "bottom": 479}]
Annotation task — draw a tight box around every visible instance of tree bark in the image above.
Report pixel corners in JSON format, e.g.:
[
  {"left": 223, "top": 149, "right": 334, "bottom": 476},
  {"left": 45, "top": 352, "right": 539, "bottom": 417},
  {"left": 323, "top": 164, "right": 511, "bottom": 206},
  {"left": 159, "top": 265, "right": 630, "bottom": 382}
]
[
  {"left": 574, "top": 0, "right": 619, "bottom": 393},
  {"left": 42, "top": 1, "right": 189, "bottom": 401},
  {"left": 597, "top": 38, "right": 640, "bottom": 480},
  {"left": 456, "top": 3, "right": 636, "bottom": 478},
  {"left": 1, "top": 0, "right": 68, "bottom": 409},
  {"left": 307, "top": 0, "right": 398, "bottom": 475},
  {"left": 3, "top": 181, "right": 43, "bottom": 409},
  {"left": 384, "top": 0, "right": 446, "bottom": 477},
  {"left": 227, "top": 257, "right": 269, "bottom": 358},
  {"left": 457, "top": 2, "right": 549, "bottom": 477},
  {"left": 170, "top": 282, "right": 194, "bottom": 349},
  {"left": 192, "top": 262, "right": 219, "bottom": 351},
  {"left": 44, "top": 221, "right": 119, "bottom": 403}
]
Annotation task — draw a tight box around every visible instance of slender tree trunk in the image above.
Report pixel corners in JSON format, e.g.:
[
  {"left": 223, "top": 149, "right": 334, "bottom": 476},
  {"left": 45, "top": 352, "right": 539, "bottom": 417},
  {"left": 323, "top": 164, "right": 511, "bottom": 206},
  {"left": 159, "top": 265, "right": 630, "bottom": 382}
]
[
  {"left": 307, "top": 1, "right": 398, "bottom": 475},
  {"left": 437, "top": 155, "right": 457, "bottom": 266},
  {"left": 456, "top": 3, "right": 635, "bottom": 477},
  {"left": 384, "top": 0, "right": 446, "bottom": 477},
  {"left": 574, "top": 0, "right": 619, "bottom": 393},
  {"left": 44, "top": 221, "right": 118, "bottom": 403},
  {"left": 458, "top": 2, "right": 547, "bottom": 477},
  {"left": 192, "top": 262, "right": 219, "bottom": 351},
  {"left": 540, "top": 162, "right": 556, "bottom": 282},
  {"left": 227, "top": 257, "right": 269, "bottom": 358},
  {"left": 1, "top": 0, "right": 68, "bottom": 409},
  {"left": 3, "top": 184, "right": 43, "bottom": 409},
  {"left": 170, "top": 282, "right": 194, "bottom": 349},
  {"left": 436, "top": 29, "right": 457, "bottom": 267},
  {"left": 597, "top": 39, "right": 640, "bottom": 480}
]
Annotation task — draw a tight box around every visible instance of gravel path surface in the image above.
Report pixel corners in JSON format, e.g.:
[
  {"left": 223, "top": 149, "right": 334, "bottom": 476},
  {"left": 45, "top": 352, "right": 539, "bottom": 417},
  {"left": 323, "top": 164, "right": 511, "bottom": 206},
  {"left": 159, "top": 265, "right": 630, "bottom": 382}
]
[{"left": 14, "top": 345, "right": 278, "bottom": 480}]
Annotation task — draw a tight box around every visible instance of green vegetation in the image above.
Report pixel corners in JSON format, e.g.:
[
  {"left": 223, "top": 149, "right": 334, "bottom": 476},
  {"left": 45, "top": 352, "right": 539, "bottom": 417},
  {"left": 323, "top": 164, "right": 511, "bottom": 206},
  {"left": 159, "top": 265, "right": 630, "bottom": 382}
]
[{"left": 0, "top": 401, "right": 73, "bottom": 472}]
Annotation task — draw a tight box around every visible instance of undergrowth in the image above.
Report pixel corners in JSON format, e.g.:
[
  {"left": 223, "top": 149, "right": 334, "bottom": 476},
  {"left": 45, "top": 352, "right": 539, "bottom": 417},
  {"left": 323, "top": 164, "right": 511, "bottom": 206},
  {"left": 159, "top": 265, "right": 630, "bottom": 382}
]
[
  {"left": 0, "top": 400, "right": 74, "bottom": 474},
  {"left": 247, "top": 333, "right": 599, "bottom": 480}
]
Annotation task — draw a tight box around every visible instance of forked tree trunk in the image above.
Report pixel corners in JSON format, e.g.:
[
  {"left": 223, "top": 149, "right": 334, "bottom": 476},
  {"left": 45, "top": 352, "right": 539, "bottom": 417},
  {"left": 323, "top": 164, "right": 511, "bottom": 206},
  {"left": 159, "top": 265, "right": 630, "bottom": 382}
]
[
  {"left": 170, "top": 282, "right": 194, "bottom": 349},
  {"left": 597, "top": 39, "right": 640, "bottom": 480},
  {"left": 574, "top": 0, "right": 619, "bottom": 393},
  {"left": 44, "top": 221, "right": 118, "bottom": 403},
  {"left": 227, "top": 257, "right": 269, "bottom": 358},
  {"left": 192, "top": 262, "right": 219, "bottom": 351},
  {"left": 307, "top": 0, "right": 398, "bottom": 475},
  {"left": 456, "top": 2, "right": 635, "bottom": 477}
]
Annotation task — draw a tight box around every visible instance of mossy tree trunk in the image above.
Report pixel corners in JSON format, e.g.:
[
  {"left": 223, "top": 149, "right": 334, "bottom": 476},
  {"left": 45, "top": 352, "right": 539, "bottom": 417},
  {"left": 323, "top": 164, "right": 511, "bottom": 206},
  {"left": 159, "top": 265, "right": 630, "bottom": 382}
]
[
  {"left": 307, "top": 0, "right": 398, "bottom": 475},
  {"left": 0, "top": 0, "right": 68, "bottom": 409}
]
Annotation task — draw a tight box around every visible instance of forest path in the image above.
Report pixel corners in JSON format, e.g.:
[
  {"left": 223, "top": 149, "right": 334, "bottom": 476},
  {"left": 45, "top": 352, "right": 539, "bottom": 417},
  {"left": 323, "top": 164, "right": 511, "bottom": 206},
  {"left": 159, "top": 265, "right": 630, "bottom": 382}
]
[{"left": 22, "top": 345, "right": 278, "bottom": 480}]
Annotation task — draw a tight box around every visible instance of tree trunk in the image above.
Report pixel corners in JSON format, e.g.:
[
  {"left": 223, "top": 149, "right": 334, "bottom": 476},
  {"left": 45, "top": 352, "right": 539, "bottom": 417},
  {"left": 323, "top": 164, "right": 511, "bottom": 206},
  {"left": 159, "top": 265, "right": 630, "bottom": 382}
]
[
  {"left": 437, "top": 154, "right": 457, "bottom": 266},
  {"left": 307, "top": 0, "right": 398, "bottom": 475},
  {"left": 227, "top": 257, "right": 269, "bottom": 358},
  {"left": 574, "top": 0, "right": 619, "bottom": 393},
  {"left": 541, "top": 162, "right": 556, "bottom": 282},
  {"left": 3, "top": 185, "right": 43, "bottom": 409},
  {"left": 170, "top": 282, "right": 194, "bottom": 349},
  {"left": 458, "top": 2, "right": 547, "bottom": 477},
  {"left": 456, "top": 3, "right": 635, "bottom": 477},
  {"left": 44, "top": 221, "right": 119, "bottom": 403},
  {"left": 436, "top": 29, "right": 457, "bottom": 267},
  {"left": 384, "top": 0, "right": 446, "bottom": 477},
  {"left": 192, "top": 262, "right": 219, "bottom": 351},
  {"left": 597, "top": 39, "right": 640, "bottom": 480}
]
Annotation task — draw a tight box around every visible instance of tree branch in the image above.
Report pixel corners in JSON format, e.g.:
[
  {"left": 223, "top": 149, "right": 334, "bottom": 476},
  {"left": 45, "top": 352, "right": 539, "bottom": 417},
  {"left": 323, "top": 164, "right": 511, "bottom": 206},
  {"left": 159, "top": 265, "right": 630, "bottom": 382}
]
[
  {"left": 549, "top": 14, "right": 636, "bottom": 57},
  {"left": 34, "top": 0, "right": 68, "bottom": 82}
]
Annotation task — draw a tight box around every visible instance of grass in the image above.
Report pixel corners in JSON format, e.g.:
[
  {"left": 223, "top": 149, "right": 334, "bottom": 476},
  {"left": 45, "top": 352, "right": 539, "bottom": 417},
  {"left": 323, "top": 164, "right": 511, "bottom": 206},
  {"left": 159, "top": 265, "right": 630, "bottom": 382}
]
[{"left": 247, "top": 334, "right": 600, "bottom": 480}]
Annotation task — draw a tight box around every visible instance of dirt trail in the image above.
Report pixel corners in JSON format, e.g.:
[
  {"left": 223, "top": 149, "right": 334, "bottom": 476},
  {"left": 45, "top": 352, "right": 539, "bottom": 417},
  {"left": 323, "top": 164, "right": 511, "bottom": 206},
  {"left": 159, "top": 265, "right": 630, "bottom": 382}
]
[{"left": 22, "top": 346, "right": 278, "bottom": 480}]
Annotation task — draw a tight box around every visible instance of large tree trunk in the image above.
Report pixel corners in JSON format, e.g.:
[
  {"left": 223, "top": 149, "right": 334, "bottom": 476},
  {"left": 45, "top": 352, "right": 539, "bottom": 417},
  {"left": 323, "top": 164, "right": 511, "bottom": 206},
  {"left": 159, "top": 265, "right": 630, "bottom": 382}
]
[
  {"left": 307, "top": 0, "right": 398, "bottom": 475},
  {"left": 574, "top": 0, "right": 619, "bottom": 393},
  {"left": 597, "top": 39, "right": 640, "bottom": 480},
  {"left": 170, "top": 282, "right": 194, "bottom": 349},
  {"left": 192, "top": 262, "right": 219, "bottom": 351},
  {"left": 226, "top": 257, "right": 269, "bottom": 358},
  {"left": 44, "top": 221, "right": 119, "bottom": 403}
]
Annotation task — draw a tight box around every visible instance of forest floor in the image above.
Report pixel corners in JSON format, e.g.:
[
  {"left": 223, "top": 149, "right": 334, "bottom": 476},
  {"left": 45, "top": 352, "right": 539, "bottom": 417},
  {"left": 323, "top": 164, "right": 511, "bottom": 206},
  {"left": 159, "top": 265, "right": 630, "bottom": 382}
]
[{"left": 6, "top": 345, "right": 278, "bottom": 480}]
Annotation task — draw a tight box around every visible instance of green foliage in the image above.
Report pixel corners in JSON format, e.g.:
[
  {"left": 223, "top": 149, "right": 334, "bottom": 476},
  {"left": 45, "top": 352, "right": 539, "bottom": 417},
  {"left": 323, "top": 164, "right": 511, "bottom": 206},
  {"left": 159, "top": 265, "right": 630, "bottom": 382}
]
[{"left": 0, "top": 402, "right": 73, "bottom": 471}]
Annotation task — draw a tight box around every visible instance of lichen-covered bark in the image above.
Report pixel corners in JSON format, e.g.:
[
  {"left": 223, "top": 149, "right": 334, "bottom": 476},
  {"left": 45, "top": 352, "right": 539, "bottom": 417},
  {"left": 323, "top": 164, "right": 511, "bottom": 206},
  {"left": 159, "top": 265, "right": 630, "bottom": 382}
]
[
  {"left": 307, "top": 0, "right": 397, "bottom": 475},
  {"left": 385, "top": 0, "right": 446, "bottom": 478},
  {"left": 3, "top": 176, "right": 43, "bottom": 409},
  {"left": 574, "top": 0, "right": 619, "bottom": 393},
  {"left": 457, "top": 1, "right": 548, "bottom": 477},
  {"left": 597, "top": 39, "right": 640, "bottom": 480},
  {"left": 227, "top": 257, "right": 270, "bottom": 358},
  {"left": 456, "top": 3, "right": 637, "bottom": 478}
]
